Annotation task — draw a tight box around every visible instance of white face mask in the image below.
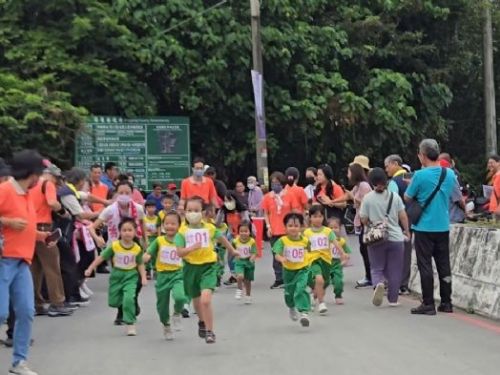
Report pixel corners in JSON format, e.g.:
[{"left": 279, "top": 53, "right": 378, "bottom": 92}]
[
  {"left": 116, "top": 194, "right": 131, "bottom": 206},
  {"left": 247, "top": 183, "right": 255, "bottom": 190},
  {"left": 224, "top": 200, "right": 236, "bottom": 211},
  {"left": 185, "top": 212, "right": 202, "bottom": 225}
]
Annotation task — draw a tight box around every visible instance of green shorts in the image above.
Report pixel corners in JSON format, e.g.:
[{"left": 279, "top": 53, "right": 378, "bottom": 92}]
[
  {"left": 234, "top": 259, "right": 255, "bottom": 281},
  {"left": 183, "top": 262, "right": 218, "bottom": 299},
  {"left": 309, "top": 258, "right": 331, "bottom": 288}
]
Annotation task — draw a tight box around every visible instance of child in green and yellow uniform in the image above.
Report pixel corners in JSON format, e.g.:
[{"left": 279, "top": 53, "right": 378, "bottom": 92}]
[
  {"left": 233, "top": 221, "right": 257, "bottom": 304},
  {"left": 143, "top": 210, "right": 187, "bottom": 341},
  {"left": 327, "top": 217, "right": 351, "bottom": 305},
  {"left": 158, "top": 194, "right": 176, "bottom": 233},
  {"left": 175, "top": 197, "right": 239, "bottom": 344},
  {"left": 85, "top": 218, "right": 147, "bottom": 336},
  {"left": 144, "top": 200, "right": 161, "bottom": 279},
  {"left": 203, "top": 204, "right": 228, "bottom": 287},
  {"left": 273, "top": 213, "right": 312, "bottom": 328},
  {"left": 303, "top": 205, "right": 339, "bottom": 315}
]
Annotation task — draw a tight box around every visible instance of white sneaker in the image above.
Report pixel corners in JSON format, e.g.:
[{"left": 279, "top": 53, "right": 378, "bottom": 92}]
[
  {"left": 164, "top": 325, "right": 174, "bottom": 341},
  {"left": 318, "top": 302, "right": 328, "bottom": 315},
  {"left": 388, "top": 302, "right": 400, "bottom": 307},
  {"left": 79, "top": 287, "right": 90, "bottom": 300},
  {"left": 9, "top": 360, "right": 38, "bottom": 375},
  {"left": 299, "top": 313, "right": 310, "bottom": 327},
  {"left": 289, "top": 308, "right": 299, "bottom": 321},
  {"left": 235, "top": 289, "right": 243, "bottom": 300},
  {"left": 81, "top": 282, "right": 94, "bottom": 297},
  {"left": 372, "top": 283, "right": 385, "bottom": 307},
  {"left": 244, "top": 296, "right": 252, "bottom": 305},
  {"left": 126, "top": 325, "right": 137, "bottom": 336},
  {"left": 171, "top": 314, "right": 183, "bottom": 331},
  {"left": 310, "top": 297, "right": 317, "bottom": 312}
]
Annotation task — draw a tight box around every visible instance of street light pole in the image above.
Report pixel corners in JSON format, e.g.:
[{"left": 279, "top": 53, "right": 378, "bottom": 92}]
[
  {"left": 484, "top": 0, "right": 497, "bottom": 156},
  {"left": 250, "top": 0, "right": 269, "bottom": 187}
]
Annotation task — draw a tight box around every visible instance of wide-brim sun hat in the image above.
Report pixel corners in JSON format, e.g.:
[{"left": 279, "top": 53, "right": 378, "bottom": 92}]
[{"left": 350, "top": 155, "right": 371, "bottom": 170}]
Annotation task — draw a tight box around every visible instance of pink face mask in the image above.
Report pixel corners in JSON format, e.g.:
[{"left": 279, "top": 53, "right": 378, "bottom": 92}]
[{"left": 116, "top": 194, "right": 131, "bottom": 206}]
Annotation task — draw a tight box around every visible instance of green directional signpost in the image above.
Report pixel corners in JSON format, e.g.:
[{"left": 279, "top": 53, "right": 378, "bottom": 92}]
[{"left": 75, "top": 116, "right": 191, "bottom": 191}]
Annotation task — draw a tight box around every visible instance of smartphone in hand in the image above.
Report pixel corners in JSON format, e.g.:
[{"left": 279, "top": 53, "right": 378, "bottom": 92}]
[{"left": 45, "top": 228, "right": 62, "bottom": 244}]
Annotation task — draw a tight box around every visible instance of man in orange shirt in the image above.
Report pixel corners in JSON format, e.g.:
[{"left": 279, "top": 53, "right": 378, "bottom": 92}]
[
  {"left": 178, "top": 157, "right": 219, "bottom": 212},
  {"left": 262, "top": 171, "right": 293, "bottom": 289},
  {"left": 89, "top": 164, "right": 109, "bottom": 213},
  {"left": 30, "top": 163, "right": 74, "bottom": 317},
  {"left": 0, "top": 150, "right": 53, "bottom": 375}
]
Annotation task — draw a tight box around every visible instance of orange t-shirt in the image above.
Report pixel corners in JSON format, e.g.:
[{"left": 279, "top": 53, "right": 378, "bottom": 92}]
[
  {"left": 89, "top": 182, "right": 109, "bottom": 212},
  {"left": 31, "top": 179, "right": 57, "bottom": 224},
  {"left": 490, "top": 172, "right": 500, "bottom": 212},
  {"left": 314, "top": 182, "right": 344, "bottom": 202},
  {"left": 180, "top": 177, "right": 217, "bottom": 204},
  {"left": 285, "top": 185, "right": 308, "bottom": 213},
  {"left": 0, "top": 179, "right": 38, "bottom": 263},
  {"left": 261, "top": 191, "right": 293, "bottom": 236},
  {"left": 226, "top": 212, "right": 242, "bottom": 237}
]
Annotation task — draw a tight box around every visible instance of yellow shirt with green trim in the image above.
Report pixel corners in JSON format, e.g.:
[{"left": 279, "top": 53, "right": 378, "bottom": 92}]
[
  {"left": 174, "top": 221, "right": 222, "bottom": 264},
  {"left": 144, "top": 214, "right": 160, "bottom": 240},
  {"left": 232, "top": 236, "right": 257, "bottom": 261},
  {"left": 304, "top": 226, "right": 336, "bottom": 264},
  {"left": 148, "top": 235, "right": 183, "bottom": 272},
  {"left": 332, "top": 236, "right": 352, "bottom": 260},
  {"left": 272, "top": 235, "right": 310, "bottom": 270},
  {"left": 101, "top": 240, "right": 143, "bottom": 271}
]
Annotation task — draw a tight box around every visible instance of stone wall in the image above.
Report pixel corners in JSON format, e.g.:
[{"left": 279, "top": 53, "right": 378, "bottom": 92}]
[{"left": 409, "top": 224, "right": 500, "bottom": 320}]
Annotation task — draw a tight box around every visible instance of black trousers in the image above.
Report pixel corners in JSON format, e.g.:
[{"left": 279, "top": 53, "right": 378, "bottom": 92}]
[
  {"left": 414, "top": 231, "right": 452, "bottom": 305},
  {"left": 358, "top": 230, "right": 371, "bottom": 282},
  {"left": 59, "top": 241, "right": 80, "bottom": 300},
  {"left": 400, "top": 235, "right": 413, "bottom": 289},
  {"left": 270, "top": 236, "right": 283, "bottom": 282}
]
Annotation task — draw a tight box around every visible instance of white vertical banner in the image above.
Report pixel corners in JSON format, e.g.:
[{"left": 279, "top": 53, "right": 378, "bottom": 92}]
[{"left": 251, "top": 69, "right": 266, "bottom": 140}]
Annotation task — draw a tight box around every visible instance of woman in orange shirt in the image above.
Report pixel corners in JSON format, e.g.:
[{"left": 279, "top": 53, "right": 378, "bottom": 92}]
[
  {"left": 488, "top": 155, "right": 500, "bottom": 216},
  {"left": 313, "top": 164, "right": 346, "bottom": 221}
]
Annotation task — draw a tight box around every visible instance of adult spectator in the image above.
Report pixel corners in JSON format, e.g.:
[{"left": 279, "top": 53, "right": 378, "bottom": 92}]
[
  {"left": 100, "top": 161, "right": 118, "bottom": 189},
  {"left": 405, "top": 139, "right": 456, "bottom": 316},
  {"left": 30, "top": 163, "right": 73, "bottom": 317},
  {"left": 314, "top": 164, "right": 346, "bottom": 221},
  {"left": 126, "top": 173, "right": 145, "bottom": 206},
  {"left": 351, "top": 155, "right": 371, "bottom": 173},
  {"left": 58, "top": 168, "right": 101, "bottom": 306},
  {"left": 167, "top": 183, "right": 180, "bottom": 208},
  {"left": 440, "top": 160, "right": 466, "bottom": 224},
  {"left": 262, "top": 172, "right": 293, "bottom": 289},
  {"left": 234, "top": 180, "right": 248, "bottom": 207},
  {"left": 89, "top": 164, "right": 109, "bottom": 213},
  {"left": 486, "top": 155, "right": 500, "bottom": 186},
  {"left": 247, "top": 176, "right": 263, "bottom": 217},
  {"left": 284, "top": 167, "right": 308, "bottom": 213},
  {"left": 205, "top": 166, "right": 227, "bottom": 205},
  {"left": 360, "top": 168, "right": 410, "bottom": 307},
  {"left": 439, "top": 153, "right": 464, "bottom": 188},
  {"left": 0, "top": 150, "right": 52, "bottom": 375},
  {"left": 304, "top": 167, "right": 317, "bottom": 201},
  {"left": 146, "top": 182, "right": 164, "bottom": 212},
  {"left": 336, "top": 163, "right": 373, "bottom": 287},
  {"left": 385, "top": 154, "right": 411, "bottom": 295},
  {"left": 178, "top": 158, "right": 219, "bottom": 211}
]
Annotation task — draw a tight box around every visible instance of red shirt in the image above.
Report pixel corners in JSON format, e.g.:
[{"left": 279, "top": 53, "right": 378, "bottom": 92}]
[
  {"left": 261, "top": 191, "right": 293, "bottom": 236},
  {"left": 285, "top": 185, "right": 308, "bottom": 213},
  {"left": 0, "top": 179, "right": 38, "bottom": 263}
]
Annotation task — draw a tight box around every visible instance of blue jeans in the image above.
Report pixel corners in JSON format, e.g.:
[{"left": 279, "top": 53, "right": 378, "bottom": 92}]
[{"left": 0, "top": 258, "right": 35, "bottom": 366}]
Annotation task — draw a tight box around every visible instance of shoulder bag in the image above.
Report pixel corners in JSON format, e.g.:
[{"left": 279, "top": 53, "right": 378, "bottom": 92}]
[{"left": 363, "top": 192, "right": 394, "bottom": 245}]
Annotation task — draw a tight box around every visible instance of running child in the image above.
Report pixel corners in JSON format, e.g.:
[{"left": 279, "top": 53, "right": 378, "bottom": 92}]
[
  {"left": 175, "top": 196, "right": 239, "bottom": 344},
  {"left": 158, "top": 193, "right": 176, "bottom": 231},
  {"left": 85, "top": 218, "right": 148, "bottom": 336},
  {"left": 303, "top": 205, "right": 337, "bottom": 315},
  {"left": 143, "top": 211, "right": 187, "bottom": 341},
  {"left": 144, "top": 200, "right": 160, "bottom": 279},
  {"left": 272, "top": 213, "right": 312, "bottom": 327},
  {"left": 327, "top": 217, "right": 351, "bottom": 305},
  {"left": 233, "top": 221, "right": 257, "bottom": 304}
]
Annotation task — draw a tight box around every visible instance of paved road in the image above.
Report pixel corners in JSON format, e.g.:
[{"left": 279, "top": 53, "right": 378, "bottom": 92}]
[{"left": 2, "top": 237, "right": 500, "bottom": 375}]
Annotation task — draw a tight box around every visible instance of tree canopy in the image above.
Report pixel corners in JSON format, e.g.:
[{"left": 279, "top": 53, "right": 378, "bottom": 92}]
[{"left": 0, "top": 0, "right": 496, "bottom": 186}]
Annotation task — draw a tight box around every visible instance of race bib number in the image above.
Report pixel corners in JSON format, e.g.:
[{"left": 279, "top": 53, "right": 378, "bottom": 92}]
[
  {"left": 145, "top": 223, "right": 157, "bottom": 234},
  {"left": 309, "top": 234, "right": 329, "bottom": 252},
  {"left": 114, "top": 253, "right": 136, "bottom": 269},
  {"left": 284, "top": 246, "right": 305, "bottom": 263},
  {"left": 186, "top": 229, "right": 210, "bottom": 248},
  {"left": 331, "top": 244, "right": 342, "bottom": 259},
  {"left": 159, "top": 246, "right": 182, "bottom": 266},
  {"left": 238, "top": 245, "right": 252, "bottom": 259}
]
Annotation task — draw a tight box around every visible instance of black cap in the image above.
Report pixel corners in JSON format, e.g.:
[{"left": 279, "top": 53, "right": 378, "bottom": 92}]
[
  {"left": 10, "top": 150, "right": 45, "bottom": 179},
  {"left": 0, "top": 157, "right": 11, "bottom": 177}
]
